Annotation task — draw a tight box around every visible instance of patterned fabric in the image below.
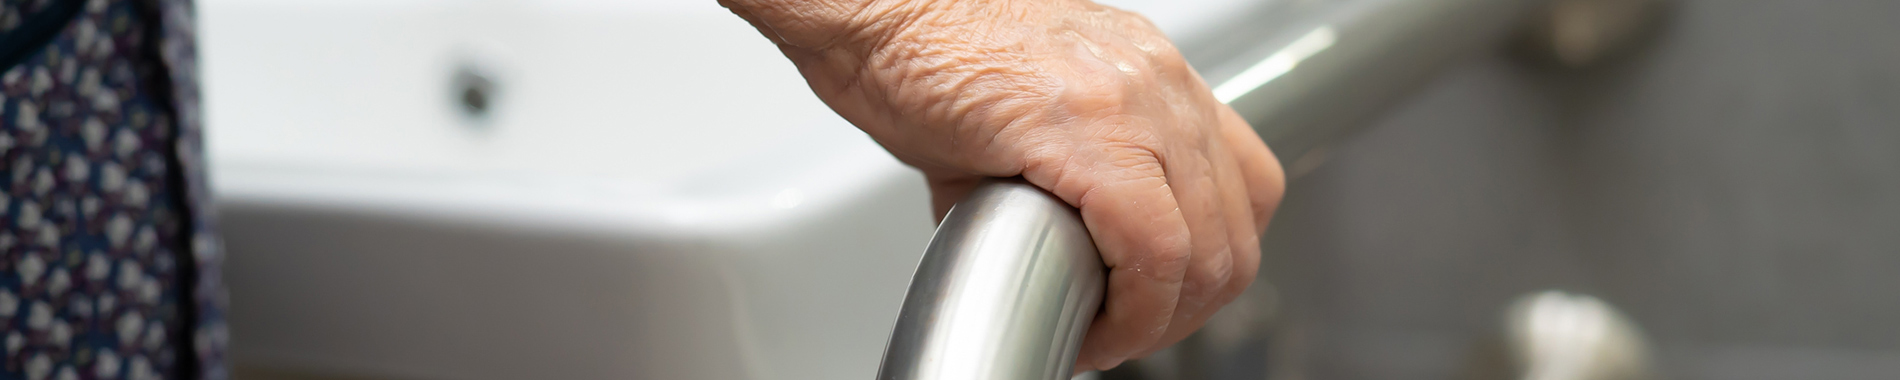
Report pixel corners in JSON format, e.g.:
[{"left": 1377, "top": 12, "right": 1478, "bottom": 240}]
[
  {"left": 146, "top": 1, "right": 220, "bottom": 378},
  {"left": 0, "top": 0, "right": 220, "bottom": 379},
  {"left": 0, "top": 1, "right": 56, "bottom": 29}
]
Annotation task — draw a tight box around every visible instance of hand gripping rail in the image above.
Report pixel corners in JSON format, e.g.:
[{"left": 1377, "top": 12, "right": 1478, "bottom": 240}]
[
  {"left": 876, "top": 178, "right": 1106, "bottom": 379},
  {"left": 875, "top": 0, "right": 1664, "bottom": 378}
]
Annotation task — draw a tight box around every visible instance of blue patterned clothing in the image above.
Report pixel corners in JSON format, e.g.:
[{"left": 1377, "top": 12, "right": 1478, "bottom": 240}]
[{"left": 0, "top": 1, "right": 221, "bottom": 380}]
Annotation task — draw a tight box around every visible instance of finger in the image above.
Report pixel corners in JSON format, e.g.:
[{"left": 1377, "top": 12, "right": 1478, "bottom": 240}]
[
  {"left": 1206, "top": 109, "right": 1265, "bottom": 301},
  {"left": 1217, "top": 106, "right": 1285, "bottom": 233},
  {"left": 1021, "top": 141, "right": 1191, "bottom": 372},
  {"left": 1188, "top": 140, "right": 1269, "bottom": 340},
  {"left": 1214, "top": 149, "right": 1264, "bottom": 301},
  {"left": 1134, "top": 139, "right": 1246, "bottom": 358}
]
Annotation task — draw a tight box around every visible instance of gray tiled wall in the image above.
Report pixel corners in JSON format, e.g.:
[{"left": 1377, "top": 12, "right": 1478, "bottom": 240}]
[{"left": 1264, "top": 1, "right": 1900, "bottom": 379}]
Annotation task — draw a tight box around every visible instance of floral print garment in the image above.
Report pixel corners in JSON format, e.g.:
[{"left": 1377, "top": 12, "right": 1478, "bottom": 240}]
[{"left": 0, "top": 0, "right": 221, "bottom": 379}]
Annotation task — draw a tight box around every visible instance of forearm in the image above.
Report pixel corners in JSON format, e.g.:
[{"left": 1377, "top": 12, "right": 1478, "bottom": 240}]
[{"left": 716, "top": 0, "right": 935, "bottom": 52}]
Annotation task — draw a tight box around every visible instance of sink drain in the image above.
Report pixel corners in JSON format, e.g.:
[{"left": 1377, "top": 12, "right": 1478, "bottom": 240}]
[{"left": 452, "top": 62, "right": 498, "bottom": 123}]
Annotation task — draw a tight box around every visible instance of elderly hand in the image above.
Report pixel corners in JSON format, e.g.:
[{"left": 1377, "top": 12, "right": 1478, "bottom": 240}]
[{"left": 721, "top": 0, "right": 1285, "bottom": 371}]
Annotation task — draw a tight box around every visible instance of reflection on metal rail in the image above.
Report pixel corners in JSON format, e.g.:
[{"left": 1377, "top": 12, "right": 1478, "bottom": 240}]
[{"left": 1196, "top": 0, "right": 1541, "bottom": 176}]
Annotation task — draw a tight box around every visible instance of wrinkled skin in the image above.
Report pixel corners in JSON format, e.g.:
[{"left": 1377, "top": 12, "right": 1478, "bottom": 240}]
[{"left": 720, "top": 0, "right": 1286, "bottom": 371}]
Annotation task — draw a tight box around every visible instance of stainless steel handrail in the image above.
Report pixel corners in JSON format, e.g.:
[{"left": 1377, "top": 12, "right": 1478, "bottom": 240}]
[{"left": 877, "top": 178, "right": 1106, "bottom": 379}]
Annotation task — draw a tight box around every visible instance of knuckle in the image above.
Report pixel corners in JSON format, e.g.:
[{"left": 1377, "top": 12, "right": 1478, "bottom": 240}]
[
  {"left": 1064, "top": 78, "right": 1132, "bottom": 112},
  {"left": 1134, "top": 232, "right": 1194, "bottom": 283},
  {"left": 1016, "top": 137, "right": 1080, "bottom": 185},
  {"left": 1149, "top": 46, "right": 1191, "bottom": 74},
  {"left": 1198, "top": 247, "right": 1237, "bottom": 285},
  {"left": 1182, "top": 248, "right": 1235, "bottom": 304},
  {"left": 1089, "top": 125, "right": 1167, "bottom": 166},
  {"left": 1222, "top": 235, "right": 1262, "bottom": 295},
  {"left": 1193, "top": 250, "right": 1238, "bottom": 298},
  {"left": 1099, "top": 140, "right": 1168, "bottom": 175}
]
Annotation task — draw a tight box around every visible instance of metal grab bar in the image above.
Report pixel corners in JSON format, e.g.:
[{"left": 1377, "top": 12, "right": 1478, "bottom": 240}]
[{"left": 877, "top": 178, "right": 1106, "bottom": 379}]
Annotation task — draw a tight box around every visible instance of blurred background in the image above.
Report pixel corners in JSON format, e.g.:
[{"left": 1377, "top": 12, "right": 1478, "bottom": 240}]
[{"left": 198, "top": 0, "right": 1900, "bottom": 379}]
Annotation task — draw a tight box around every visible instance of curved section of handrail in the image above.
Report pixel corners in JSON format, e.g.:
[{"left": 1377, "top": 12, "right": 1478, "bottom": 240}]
[{"left": 877, "top": 178, "right": 1106, "bottom": 380}]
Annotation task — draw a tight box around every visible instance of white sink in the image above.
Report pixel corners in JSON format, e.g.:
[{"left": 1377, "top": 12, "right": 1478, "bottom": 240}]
[{"left": 201, "top": 0, "right": 1264, "bottom": 379}]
